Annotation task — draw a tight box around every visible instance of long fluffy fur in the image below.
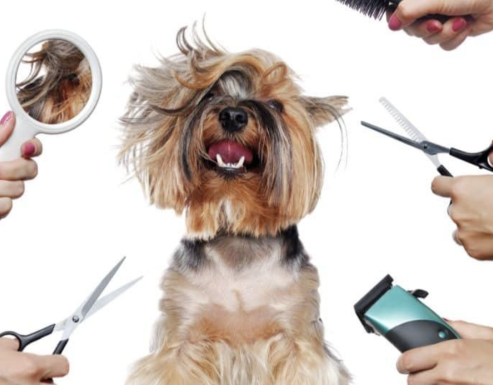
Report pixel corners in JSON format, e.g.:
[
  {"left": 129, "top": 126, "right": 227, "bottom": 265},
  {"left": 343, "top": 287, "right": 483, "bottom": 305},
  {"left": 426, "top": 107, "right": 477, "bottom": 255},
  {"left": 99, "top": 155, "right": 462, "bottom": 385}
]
[
  {"left": 16, "top": 39, "right": 92, "bottom": 124},
  {"left": 121, "top": 27, "right": 351, "bottom": 385},
  {"left": 120, "top": 28, "right": 348, "bottom": 239}
]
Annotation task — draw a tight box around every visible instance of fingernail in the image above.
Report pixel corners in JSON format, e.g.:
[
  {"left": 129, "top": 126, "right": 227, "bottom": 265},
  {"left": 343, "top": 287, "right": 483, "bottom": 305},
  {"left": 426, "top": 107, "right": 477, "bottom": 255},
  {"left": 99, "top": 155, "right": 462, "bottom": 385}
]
[
  {"left": 427, "top": 21, "right": 441, "bottom": 33},
  {"left": 388, "top": 15, "right": 402, "bottom": 31},
  {"left": 23, "top": 143, "right": 36, "bottom": 157},
  {"left": 0, "top": 111, "right": 12, "bottom": 125},
  {"left": 452, "top": 18, "right": 467, "bottom": 32}
]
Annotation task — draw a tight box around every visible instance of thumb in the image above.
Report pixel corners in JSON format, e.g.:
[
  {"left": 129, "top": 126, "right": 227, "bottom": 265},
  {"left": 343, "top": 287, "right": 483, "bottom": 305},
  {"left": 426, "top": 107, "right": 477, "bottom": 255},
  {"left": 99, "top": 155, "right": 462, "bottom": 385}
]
[
  {"left": 390, "top": 0, "right": 473, "bottom": 29},
  {"left": 36, "top": 354, "right": 70, "bottom": 379},
  {"left": 0, "top": 112, "right": 15, "bottom": 146},
  {"left": 489, "top": 150, "right": 493, "bottom": 167},
  {"left": 447, "top": 320, "right": 493, "bottom": 340}
]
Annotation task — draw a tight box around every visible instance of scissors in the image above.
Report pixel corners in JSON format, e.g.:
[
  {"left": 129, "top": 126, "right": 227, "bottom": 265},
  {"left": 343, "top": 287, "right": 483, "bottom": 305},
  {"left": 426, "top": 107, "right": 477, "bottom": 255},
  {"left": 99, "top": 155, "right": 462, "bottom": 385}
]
[
  {"left": 0, "top": 257, "right": 141, "bottom": 355},
  {"left": 361, "top": 97, "right": 493, "bottom": 176}
]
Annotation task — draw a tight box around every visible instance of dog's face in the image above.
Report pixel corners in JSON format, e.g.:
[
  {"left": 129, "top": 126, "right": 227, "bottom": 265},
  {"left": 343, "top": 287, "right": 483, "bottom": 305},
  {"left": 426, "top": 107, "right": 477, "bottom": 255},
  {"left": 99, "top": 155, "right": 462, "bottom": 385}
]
[{"left": 121, "top": 29, "right": 348, "bottom": 239}]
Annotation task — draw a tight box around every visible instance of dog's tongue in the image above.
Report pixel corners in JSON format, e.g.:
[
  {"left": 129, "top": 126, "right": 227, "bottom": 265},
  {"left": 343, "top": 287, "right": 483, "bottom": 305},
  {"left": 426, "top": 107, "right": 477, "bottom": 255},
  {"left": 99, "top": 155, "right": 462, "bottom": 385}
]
[{"left": 208, "top": 140, "right": 254, "bottom": 165}]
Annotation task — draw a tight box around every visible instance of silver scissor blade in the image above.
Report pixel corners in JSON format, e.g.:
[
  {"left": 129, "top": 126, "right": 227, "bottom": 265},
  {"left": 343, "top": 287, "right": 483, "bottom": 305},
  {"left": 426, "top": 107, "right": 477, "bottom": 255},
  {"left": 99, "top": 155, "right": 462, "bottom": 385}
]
[
  {"left": 379, "top": 97, "right": 442, "bottom": 168},
  {"left": 85, "top": 276, "right": 142, "bottom": 320},
  {"left": 361, "top": 121, "right": 425, "bottom": 151},
  {"left": 379, "top": 97, "right": 428, "bottom": 142},
  {"left": 80, "top": 257, "right": 126, "bottom": 319},
  {"left": 54, "top": 276, "right": 142, "bottom": 333}
]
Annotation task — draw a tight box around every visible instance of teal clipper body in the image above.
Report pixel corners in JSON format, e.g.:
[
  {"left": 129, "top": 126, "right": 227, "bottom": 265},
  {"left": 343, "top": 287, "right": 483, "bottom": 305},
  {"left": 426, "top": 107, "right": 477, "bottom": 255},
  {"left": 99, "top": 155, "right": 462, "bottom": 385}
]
[{"left": 355, "top": 275, "right": 460, "bottom": 352}]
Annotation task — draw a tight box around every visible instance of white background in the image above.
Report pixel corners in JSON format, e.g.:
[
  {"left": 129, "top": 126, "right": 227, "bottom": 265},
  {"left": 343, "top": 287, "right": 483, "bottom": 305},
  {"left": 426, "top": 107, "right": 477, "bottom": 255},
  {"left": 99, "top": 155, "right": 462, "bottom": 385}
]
[{"left": 1, "top": 1, "right": 493, "bottom": 384}]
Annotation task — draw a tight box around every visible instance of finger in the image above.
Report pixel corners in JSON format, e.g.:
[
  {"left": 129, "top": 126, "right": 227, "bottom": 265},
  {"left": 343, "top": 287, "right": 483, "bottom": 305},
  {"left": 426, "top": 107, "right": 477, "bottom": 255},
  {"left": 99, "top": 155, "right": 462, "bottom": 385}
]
[
  {"left": 36, "top": 355, "right": 70, "bottom": 379},
  {"left": 0, "top": 111, "right": 15, "bottom": 146},
  {"left": 431, "top": 176, "right": 454, "bottom": 197},
  {"left": 488, "top": 150, "right": 493, "bottom": 167},
  {"left": 389, "top": 0, "right": 477, "bottom": 30},
  {"left": 397, "top": 343, "right": 447, "bottom": 374},
  {"left": 440, "top": 25, "right": 471, "bottom": 50},
  {"left": 0, "top": 337, "right": 20, "bottom": 351},
  {"left": 22, "top": 138, "right": 43, "bottom": 158},
  {"left": 464, "top": 236, "right": 493, "bottom": 260},
  {"left": 0, "top": 158, "right": 38, "bottom": 181},
  {"left": 0, "top": 180, "right": 25, "bottom": 198},
  {"left": 0, "top": 197, "right": 13, "bottom": 219},
  {"left": 405, "top": 19, "right": 443, "bottom": 37},
  {"left": 453, "top": 229, "right": 463, "bottom": 245},
  {"left": 424, "top": 17, "right": 469, "bottom": 45},
  {"left": 447, "top": 320, "right": 493, "bottom": 340},
  {"left": 407, "top": 369, "right": 440, "bottom": 385}
]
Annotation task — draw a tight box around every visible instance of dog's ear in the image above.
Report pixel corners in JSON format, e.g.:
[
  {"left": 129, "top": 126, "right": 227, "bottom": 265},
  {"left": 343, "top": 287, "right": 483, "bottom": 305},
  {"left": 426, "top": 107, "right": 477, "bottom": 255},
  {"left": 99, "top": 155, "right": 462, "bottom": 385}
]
[{"left": 301, "top": 96, "right": 349, "bottom": 128}]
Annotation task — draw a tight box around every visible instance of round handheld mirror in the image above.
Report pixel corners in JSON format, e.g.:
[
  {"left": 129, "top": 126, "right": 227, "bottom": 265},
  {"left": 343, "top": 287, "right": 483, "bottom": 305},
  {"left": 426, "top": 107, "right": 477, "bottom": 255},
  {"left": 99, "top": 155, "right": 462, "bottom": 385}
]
[{"left": 1, "top": 30, "right": 102, "bottom": 162}]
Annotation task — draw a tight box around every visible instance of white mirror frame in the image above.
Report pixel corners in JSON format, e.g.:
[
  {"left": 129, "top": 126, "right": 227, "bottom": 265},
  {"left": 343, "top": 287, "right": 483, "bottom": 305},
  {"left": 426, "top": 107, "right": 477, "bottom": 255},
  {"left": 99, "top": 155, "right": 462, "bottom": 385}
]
[{"left": 0, "top": 29, "right": 102, "bottom": 161}]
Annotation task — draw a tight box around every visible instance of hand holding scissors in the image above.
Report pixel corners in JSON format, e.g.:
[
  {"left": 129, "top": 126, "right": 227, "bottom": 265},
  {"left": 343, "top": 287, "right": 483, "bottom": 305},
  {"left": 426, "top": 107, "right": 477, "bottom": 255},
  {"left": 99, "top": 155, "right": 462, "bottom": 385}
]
[
  {"left": 362, "top": 98, "right": 493, "bottom": 260},
  {"left": 0, "top": 257, "right": 141, "bottom": 355}
]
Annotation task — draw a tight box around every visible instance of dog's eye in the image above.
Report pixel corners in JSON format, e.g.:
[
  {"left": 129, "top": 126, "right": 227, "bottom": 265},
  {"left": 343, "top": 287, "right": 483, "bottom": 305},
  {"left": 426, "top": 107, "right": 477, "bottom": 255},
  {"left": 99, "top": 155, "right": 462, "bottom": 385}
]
[
  {"left": 202, "top": 91, "right": 215, "bottom": 103},
  {"left": 267, "top": 100, "right": 283, "bottom": 113}
]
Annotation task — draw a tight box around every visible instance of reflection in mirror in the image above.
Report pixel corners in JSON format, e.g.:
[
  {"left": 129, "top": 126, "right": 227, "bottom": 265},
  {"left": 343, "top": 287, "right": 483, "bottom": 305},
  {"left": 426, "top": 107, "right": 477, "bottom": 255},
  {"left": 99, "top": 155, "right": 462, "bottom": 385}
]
[{"left": 16, "top": 39, "right": 92, "bottom": 124}]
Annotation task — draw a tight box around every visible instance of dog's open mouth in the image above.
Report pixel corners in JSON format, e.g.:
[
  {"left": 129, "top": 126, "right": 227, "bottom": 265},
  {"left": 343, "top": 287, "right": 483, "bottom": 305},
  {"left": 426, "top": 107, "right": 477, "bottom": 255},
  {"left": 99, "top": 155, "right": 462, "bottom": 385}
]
[{"left": 207, "top": 140, "right": 255, "bottom": 176}]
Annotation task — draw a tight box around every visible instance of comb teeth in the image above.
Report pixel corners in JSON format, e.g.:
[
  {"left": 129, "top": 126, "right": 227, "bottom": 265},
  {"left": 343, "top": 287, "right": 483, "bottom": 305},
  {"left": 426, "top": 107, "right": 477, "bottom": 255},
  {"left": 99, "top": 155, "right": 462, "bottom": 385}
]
[
  {"left": 336, "top": 0, "right": 391, "bottom": 19},
  {"left": 379, "top": 97, "right": 427, "bottom": 142}
]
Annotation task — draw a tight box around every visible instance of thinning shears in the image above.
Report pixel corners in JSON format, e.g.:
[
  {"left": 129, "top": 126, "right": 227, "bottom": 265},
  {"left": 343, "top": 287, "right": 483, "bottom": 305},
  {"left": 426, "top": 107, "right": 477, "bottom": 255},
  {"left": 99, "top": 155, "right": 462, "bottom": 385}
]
[
  {"left": 0, "top": 257, "right": 141, "bottom": 355},
  {"left": 361, "top": 97, "right": 493, "bottom": 176}
]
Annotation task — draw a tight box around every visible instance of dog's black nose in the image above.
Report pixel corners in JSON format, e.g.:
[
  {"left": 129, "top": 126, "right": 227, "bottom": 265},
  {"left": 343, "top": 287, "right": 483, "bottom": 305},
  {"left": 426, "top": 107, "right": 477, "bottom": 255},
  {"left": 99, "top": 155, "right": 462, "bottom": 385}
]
[{"left": 219, "top": 107, "right": 248, "bottom": 133}]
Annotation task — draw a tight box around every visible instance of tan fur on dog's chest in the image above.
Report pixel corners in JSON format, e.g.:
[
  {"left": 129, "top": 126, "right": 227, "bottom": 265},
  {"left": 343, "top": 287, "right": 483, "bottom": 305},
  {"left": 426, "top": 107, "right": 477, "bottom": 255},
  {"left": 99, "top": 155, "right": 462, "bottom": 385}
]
[{"left": 171, "top": 238, "right": 317, "bottom": 346}]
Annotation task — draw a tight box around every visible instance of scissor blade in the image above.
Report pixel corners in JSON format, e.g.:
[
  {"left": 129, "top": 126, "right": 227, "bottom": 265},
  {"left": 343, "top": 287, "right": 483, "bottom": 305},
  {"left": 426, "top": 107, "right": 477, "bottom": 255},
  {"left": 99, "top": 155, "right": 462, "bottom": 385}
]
[
  {"left": 54, "top": 276, "right": 142, "bottom": 332},
  {"left": 85, "top": 276, "right": 142, "bottom": 320},
  {"left": 379, "top": 97, "right": 429, "bottom": 142},
  {"left": 379, "top": 97, "right": 444, "bottom": 168},
  {"left": 361, "top": 121, "right": 425, "bottom": 151},
  {"left": 80, "top": 257, "right": 126, "bottom": 319}
]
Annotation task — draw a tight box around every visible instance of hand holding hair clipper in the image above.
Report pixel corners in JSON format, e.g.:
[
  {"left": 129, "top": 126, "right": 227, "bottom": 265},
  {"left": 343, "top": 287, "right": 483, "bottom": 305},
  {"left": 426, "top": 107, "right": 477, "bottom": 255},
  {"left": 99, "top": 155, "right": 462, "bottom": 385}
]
[
  {"left": 397, "top": 321, "right": 493, "bottom": 384},
  {"left": 355, "top": 275, "right": 460, "bottom": 353},
  {"left": 356, "top": 276, "right": 493, "bottom": 384}
]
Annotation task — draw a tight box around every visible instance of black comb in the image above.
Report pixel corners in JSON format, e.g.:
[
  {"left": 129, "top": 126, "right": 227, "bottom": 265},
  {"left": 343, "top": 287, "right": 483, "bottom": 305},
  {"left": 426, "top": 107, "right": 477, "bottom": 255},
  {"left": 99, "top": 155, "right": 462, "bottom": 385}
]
[{"left": 336, "top": 0, "right": 451, "bottom": 23}]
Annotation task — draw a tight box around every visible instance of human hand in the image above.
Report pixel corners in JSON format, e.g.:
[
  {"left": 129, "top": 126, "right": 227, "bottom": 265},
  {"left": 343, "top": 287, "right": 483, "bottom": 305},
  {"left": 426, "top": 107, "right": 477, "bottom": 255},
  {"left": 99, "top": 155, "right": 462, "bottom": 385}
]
[
  {"left": 397, "top": 320, "right": 493, "bottom": 384},
  {"left": 0, "top": 338, "right": 69, "bottom": 384},
  {"left": 387, "top": 0, "right": 493, "bottom": 50},
  {"left": 0, "top": 111, "right": 43, "bottom": 219},
  {"left": 432, "top": 154, "right": 493, "bottom": 260}
]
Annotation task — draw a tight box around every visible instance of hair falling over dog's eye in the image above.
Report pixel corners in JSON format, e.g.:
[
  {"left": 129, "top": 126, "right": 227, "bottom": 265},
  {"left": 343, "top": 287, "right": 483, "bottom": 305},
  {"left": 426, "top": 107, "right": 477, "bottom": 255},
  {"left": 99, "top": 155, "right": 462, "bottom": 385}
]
[{"left": 266, "top": 99, "right": 283, "bottom": 113}]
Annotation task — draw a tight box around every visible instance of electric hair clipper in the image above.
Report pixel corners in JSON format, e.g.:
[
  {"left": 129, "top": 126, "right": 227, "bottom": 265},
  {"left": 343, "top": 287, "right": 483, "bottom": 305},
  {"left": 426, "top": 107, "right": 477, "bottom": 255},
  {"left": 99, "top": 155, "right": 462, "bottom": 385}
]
[{"left": 355, "top": 275, "right": 460, "bottom": 352}]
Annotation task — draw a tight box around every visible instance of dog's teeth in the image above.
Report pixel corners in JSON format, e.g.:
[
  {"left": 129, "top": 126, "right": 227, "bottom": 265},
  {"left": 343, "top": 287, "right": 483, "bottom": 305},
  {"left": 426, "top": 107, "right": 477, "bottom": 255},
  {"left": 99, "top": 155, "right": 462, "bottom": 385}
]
[
  {"left": 215, "top": 154, "right": 246, "bottom": 170},
  {"left": 237, "top": 156, "right": 245, "bottom": 168},
  {"left": 216, "top": 154, "right": 226, "bottom": 167}
]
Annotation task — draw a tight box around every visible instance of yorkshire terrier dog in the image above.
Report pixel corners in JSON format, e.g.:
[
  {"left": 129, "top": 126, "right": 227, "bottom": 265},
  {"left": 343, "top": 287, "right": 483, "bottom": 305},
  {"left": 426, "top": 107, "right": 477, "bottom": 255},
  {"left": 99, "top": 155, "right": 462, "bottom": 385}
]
[
  {"left": 121, "top": 28, "right": 350, "bottom": 385},
  {"left": 17, "top": 39, "right": 92, "bottom": 124}
]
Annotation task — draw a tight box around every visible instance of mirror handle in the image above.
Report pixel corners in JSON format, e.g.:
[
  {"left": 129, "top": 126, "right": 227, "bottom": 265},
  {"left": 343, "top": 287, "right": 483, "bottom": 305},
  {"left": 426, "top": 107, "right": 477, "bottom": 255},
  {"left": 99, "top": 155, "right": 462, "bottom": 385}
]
[{"left": 0, "top": 113, "right": 38, "bottom": 162}]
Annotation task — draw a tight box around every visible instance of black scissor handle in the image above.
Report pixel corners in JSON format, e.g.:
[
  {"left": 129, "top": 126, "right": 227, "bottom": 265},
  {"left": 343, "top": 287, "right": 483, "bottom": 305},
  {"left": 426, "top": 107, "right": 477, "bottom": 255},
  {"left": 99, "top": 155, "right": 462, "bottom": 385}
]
[
  {"left": 0, "top": 324, "right": 56, "bottom": 352},
  {"left": 53, "top": 339, "right": 69, "bottom": 355},
  {"left": 450, "top": 143, "right": 493, "bottom": 173},
  {"left": 437, "top": 165, "right": 453, "bottom": 177}
]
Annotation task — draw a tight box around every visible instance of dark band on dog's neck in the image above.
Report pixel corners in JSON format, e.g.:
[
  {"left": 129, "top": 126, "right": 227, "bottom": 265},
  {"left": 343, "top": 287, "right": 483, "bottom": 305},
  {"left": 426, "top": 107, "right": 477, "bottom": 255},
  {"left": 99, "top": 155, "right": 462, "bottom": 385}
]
[{"left": 173, "top": 225, "right": 308, "bottom": 272}]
